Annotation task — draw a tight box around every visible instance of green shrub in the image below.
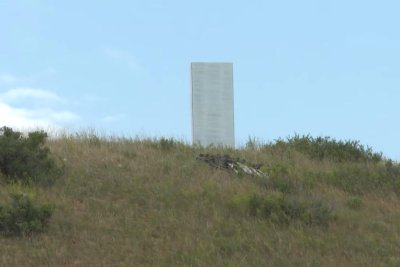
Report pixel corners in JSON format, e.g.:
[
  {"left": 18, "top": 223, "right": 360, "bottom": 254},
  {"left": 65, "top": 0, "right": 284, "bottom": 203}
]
[
  {"left": 303, "top": 198, "right": 336, "bottom": 226},
  {"left": 0, "top": 126, "right": 61, "bottom": 185},
  {"left": 327, "top": 164, "right": 399, "bottom": 194},
  {"left": 262, "top": 164, "right": 297, "bottom": 193},
  {"left": 158, "top": 137, "right": 176, "bottom": 151},
  {"left": 262, "top": 192, "right": 290, "bottom": 224},
  {"left": 347, "top": 196, "right": 363, "bottom": 210},
  {"left": 385, "top": 160, "right": 400, "bottom": 195},
  {"left": 0, "top": 192, "right": 53, "bottom": 236},
  {"left": 265, "top": 134, "right": 382, "bottom": 163},
  {"left": 231, "top": 192, "right": 335, "bottom": 227}
]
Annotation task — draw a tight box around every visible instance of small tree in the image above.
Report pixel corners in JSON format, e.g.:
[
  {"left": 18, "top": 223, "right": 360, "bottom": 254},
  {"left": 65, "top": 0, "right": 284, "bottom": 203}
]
[{"left": 0, "top": 126, "right": 61, "bottom": 185}]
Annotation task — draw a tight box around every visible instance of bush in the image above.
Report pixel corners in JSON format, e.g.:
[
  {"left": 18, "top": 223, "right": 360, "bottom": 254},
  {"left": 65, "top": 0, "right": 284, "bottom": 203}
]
[
  {"left": 266, "top": 164, "right": 296, "bottom": 193},
  {"left": 385, "top": 160, "right": 400, "bottom": 195},
  {"left": 327, "top": 164, "right": 399, "bottom": 194},
  {"left": 265, "top": 134, "right": 382, "bottom": 163},
  {"left": 158, "top": 137, "right": 176, "bottom": 151},
  {"left": 231, "top": 192, "right": 335, "bottom": 227},
  {"left": 0, "top": 192, "right": 53, "bottom": 236},
  {"left": 347, "top": 196, "right": 363, "bottom": 210},
  {"left": 302, "top": 198, "right": 336, "bottom": 226},
  {"left": 0, "top": 127, "right": 61, "bottom": 185}
]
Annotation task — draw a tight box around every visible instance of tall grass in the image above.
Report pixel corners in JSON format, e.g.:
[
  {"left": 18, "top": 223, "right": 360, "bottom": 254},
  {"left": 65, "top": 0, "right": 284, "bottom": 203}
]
[{"left": 0, "top": 131, "right": 399, "bottom": 266}]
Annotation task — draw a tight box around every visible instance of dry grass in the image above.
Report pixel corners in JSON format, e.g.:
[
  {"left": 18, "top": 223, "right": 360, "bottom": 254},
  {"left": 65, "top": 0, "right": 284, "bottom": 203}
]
[{"left": 0, "top": 134, "right": 399, "bottom": 266}]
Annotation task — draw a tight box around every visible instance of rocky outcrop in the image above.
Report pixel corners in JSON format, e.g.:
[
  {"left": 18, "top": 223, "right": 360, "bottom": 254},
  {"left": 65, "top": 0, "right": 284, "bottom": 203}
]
[{"left": 196, "top": 154, "right": 267, "bottom": 177}]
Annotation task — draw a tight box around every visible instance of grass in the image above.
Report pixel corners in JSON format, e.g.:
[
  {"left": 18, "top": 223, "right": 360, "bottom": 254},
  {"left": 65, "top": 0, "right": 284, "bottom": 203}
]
[{"left": 1, "top": 133, "right": 400, "bottom": 266}]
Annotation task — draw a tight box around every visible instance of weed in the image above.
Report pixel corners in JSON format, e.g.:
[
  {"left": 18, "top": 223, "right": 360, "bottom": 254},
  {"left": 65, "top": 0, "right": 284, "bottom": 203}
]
[
  {"left": 347, "top": 196, "right": 363, "bottom": 210},
  {"left": 74, "top": 130, "right": 102, "bottom": 147},
  {"left": 327, "top": 164, "right": 398, "bottom": 194},
  {"left": 303, "top": 198, "right": 336, "bottom": 227},
  {"left": 265, "top": 134, "right": 383, "bottom": 163},
  {"left": 231, "top": 192, "right": 335, "bottom": 227},
  {"left": 158, "top": 137, "right": 176, "bottom": 151},
  {"left": 385, "top": 160, "right": 400, "bottom": 194},
  {"left": 245, "top": 136, "right": 262, "bottom": 150},
  {"left": 0, "top": 132, "right": 397, "bottom": 266},
  {"left": 0, "top": 192, "right": 53, "bottom": 236},
  {"left": 264, "top": 164, "right": 296, "bottom": 193}
]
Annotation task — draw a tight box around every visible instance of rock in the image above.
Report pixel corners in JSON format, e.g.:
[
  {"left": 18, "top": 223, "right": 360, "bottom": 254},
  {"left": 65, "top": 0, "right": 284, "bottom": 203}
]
[{"left": 196, "top": 154, "right": 268, "bottom": 177}]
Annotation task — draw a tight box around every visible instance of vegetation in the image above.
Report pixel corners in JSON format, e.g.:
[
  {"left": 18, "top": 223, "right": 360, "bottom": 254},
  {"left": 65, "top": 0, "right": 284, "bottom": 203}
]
[
  {"left": 231, "top": 191, "right": 336, "bottom": 227},
  {"left": 0, "top": 126, "right": 62, "bottom": 185},
  {"left": 264, "top": 134, "right": 383, "bottom": 162},
  {"left": 0, "top": 127, "right": 57, "bottom": 237},
  {"left": 0, "top": 128, "right": 399, "bottom": 266},
  {"left": 0, "top": 192, "right": 53, "bottom": 236}
]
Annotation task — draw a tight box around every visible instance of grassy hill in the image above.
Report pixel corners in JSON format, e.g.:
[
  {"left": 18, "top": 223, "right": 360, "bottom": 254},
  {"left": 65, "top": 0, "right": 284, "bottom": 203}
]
[{"left": 1, "top": 132, "right": 400, "bottom": 266}]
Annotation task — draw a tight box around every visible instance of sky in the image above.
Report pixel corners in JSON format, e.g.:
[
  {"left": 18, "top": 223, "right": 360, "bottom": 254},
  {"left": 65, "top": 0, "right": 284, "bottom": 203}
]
[{"left": 0, "top": 0, "right": 399, "bottom": 160}]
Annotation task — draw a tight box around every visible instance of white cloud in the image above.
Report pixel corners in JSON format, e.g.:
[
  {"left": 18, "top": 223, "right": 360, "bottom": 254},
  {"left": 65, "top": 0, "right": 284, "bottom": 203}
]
[
  {"left": 0, "top": 88, "right": 61, "bottom": 103},
  {"left": 0, "top": 102, "right": 53, "bottom": 129},
  {"left": 0, "top": 88, "right": 80, "bottom": 131}
]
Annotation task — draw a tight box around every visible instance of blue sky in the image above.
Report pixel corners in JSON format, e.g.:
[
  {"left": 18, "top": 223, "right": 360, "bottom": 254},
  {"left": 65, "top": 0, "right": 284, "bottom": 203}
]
[{"left": 0, "top": 0, "right": 399, "bottom": 160}]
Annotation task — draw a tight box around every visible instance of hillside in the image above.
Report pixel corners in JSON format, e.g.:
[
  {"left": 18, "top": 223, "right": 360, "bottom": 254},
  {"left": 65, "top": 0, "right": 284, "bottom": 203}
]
[{"left": 1, "top": 133, "right": 400, "bottom": 266}]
